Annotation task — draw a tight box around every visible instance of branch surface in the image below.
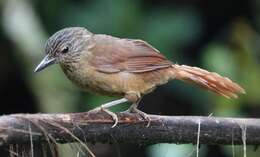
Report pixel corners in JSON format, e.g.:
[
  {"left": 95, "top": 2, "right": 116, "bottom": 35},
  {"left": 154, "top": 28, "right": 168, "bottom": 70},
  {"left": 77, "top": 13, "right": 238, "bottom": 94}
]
[{"left": 0, "top": 112, "right": 259, "bottom": 146}]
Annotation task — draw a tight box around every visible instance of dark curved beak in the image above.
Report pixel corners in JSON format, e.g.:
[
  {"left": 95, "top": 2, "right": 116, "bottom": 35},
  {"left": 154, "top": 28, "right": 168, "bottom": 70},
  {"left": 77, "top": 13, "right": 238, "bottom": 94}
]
[{"left": 34, "top": 54, "right": 56, "bottom": 72}]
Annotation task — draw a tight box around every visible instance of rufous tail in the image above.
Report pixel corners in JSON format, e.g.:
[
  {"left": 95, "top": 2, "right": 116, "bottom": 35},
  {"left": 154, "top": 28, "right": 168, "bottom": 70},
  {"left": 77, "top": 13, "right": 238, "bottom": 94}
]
[{"left": 171, "top": 64, "right": 245, "bottom": 99}]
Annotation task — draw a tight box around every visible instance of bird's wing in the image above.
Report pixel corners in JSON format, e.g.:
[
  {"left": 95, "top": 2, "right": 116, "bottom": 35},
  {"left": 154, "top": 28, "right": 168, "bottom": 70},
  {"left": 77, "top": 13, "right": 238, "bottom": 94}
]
[{"left": 89, "top": 35, "right": 172, "bottom": 73}]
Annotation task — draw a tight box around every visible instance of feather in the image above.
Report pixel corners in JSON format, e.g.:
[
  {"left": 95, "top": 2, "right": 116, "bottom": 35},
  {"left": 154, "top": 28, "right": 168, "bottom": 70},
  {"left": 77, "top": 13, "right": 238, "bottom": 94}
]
[
  {"left": 88, "top": 35, "right": 172, "bottom": 73},
  {"left": 172, "top": 64, "right": 245, "bottom": 99}
]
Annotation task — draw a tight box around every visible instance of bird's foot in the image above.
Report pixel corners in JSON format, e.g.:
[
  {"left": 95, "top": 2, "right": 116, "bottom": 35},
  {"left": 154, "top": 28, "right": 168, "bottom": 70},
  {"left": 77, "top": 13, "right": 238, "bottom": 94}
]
[
  {"left": 101, "top": 107, "right": 119, "bottom": 128},
  {"left": 127, "top": 106, "right": 151, "bottom": 127},
  {"left": 89, "top": 106, "right": 118, "bottom": 128},
  {"left": 88, "top": 98, "right": 128, "bottom": 128}
]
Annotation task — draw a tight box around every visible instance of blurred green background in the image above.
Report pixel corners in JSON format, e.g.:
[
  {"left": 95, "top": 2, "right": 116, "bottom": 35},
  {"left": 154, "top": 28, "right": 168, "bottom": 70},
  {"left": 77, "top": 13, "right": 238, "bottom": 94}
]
[{"left": 0, "top": 0, "right": 259, "bottom": 157}]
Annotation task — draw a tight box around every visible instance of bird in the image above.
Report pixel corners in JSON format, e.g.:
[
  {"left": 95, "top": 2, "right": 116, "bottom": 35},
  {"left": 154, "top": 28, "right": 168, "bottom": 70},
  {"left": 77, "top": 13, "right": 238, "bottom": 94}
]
[{"left": 35, "top": 27, "right": 245, "bottom": 127}]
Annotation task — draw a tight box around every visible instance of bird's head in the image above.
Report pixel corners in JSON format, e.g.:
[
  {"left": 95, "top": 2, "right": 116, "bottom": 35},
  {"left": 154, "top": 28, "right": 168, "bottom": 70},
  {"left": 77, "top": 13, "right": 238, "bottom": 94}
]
[{"left": 34, "top": 27, "right": 92, "bottom": 72}]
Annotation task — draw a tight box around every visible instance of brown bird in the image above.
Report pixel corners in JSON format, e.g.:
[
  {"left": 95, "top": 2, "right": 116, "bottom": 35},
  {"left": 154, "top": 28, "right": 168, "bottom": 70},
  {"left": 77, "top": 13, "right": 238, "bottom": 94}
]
[{"left": 35, "top": 27, "right": 245, "bottom": 127}]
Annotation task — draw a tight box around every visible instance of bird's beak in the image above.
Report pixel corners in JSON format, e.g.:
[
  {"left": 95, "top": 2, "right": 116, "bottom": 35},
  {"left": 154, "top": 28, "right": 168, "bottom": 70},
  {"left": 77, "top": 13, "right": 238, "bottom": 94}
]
[{"left": 34, "top": 54, "right": 56, "bottom": 72}]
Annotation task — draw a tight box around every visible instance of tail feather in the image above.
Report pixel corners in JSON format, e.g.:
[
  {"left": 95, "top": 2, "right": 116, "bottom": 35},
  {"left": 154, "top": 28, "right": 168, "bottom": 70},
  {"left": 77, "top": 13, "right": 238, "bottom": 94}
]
[{"left": 172, "top": 64, "right": 245, "bottom": 99}]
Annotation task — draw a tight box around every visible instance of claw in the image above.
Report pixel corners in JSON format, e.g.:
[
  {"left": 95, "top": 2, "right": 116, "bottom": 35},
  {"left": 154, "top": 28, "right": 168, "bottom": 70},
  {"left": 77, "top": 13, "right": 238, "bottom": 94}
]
[
  {"left": 87, "top": 98, "right": 128, "bottom": 128},
  {"left": 88, "top": 107, "right": 119, "bottom": 128},
  {"left": 100, "top": 107, "right": 119, "bottom": 128},
  {"left": 128, "top": 107, "right": 151, "bottom": 127}
]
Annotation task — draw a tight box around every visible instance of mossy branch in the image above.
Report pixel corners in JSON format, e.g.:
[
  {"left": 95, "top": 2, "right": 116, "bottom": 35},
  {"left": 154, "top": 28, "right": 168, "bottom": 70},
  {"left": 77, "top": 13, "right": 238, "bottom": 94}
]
[{"left": 0, "top": 112, "right": 259, "bottom": 146}]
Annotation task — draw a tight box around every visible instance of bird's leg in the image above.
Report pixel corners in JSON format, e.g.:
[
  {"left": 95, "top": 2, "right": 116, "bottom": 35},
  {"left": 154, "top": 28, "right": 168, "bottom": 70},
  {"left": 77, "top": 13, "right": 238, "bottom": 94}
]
[
  {"left": 91, "top": 98, "right": 128, "bottom": 128},
  {"left": 128, "top": 102, "right": 151, "bottom": 127},
  {"left": 124, "top": 92, "right": 151, "bottom": 127}
]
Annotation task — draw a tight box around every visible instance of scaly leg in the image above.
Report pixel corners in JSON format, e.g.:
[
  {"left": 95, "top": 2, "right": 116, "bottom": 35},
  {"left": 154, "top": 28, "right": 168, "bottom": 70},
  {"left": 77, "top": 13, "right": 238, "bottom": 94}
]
[
  {"left": 91, "top": 98, "right": 128, "bottom": 128},
  {"left": 127, "top": 100, "right": 151, "bottom": 127}
]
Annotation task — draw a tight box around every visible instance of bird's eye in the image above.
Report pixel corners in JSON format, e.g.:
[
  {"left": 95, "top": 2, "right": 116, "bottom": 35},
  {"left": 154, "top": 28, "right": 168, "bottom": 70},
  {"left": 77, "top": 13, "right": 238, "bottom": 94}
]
[{"left": 61, "top": 47, "right": 69, "bottom": 54}]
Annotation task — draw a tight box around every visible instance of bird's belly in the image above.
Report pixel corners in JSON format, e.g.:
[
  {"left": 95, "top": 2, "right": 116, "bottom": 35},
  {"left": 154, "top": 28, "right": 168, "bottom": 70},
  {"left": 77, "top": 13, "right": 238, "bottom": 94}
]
[
  {"left": 62, "top": 65, "right": 173, "bottom": 96},
  {"left": 62, "top": 68, "right": 120, "bottom": 96}
]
